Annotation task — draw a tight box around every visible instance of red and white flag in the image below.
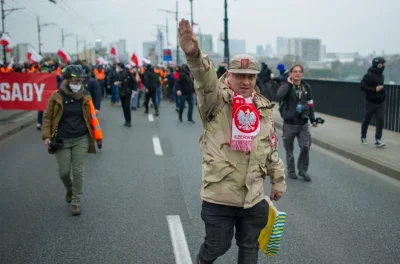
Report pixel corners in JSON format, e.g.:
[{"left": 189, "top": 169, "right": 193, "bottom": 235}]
[
  {"left": 96, "top": 56, "right": 107, "bottom": 65},
  {"left": 129, "top": 55, "right": 151, "bottom": 67},
  {"left": 0, "top": 33, "right": 11, "bottom": 47},
  {"left": 0, "top": 33, "right": 13, "bottom": 53},
  {"left": 142, "top": 57, "right": 151, "bottom": 65},
  {"left": 57, "top": 47, "right": 72, "bottom": 63},
  {"left": 27, "top": 47, "right": 43, "bottom": 64},
  {"left": 130, "top": 53, "right": 139, "bottom": 66},
  {"left": 110, "top": 45, "right": 119, "bottom": 63}
]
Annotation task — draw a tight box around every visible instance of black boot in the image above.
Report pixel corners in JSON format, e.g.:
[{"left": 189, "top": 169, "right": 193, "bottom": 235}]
[
  {"left": 288, "top": 171, "right": 297, "bottom": 179},
  {"left": 299, "top": 171, "right": 311, "bottom": 182},
  {"left": 196, "top": 255, "right": 214, "bottom": 264}
]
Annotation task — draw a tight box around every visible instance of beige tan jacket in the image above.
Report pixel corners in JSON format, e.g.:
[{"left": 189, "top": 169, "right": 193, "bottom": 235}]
[{"left": 186, "top": 51, "right": 287, "bottom": 209}]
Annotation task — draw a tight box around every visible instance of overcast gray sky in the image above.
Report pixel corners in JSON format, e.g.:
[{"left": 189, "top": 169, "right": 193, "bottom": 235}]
[{"left": 4, "top": 0, "right": 400, "bottom": 57}]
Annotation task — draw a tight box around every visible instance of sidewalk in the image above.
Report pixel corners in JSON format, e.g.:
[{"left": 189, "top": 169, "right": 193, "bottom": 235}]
[
  {"left": 0, "top": 110, "right": 37, "bottom": 142},
  {"left": 271, "top": 104, "right": 400, "bottom": 181}
]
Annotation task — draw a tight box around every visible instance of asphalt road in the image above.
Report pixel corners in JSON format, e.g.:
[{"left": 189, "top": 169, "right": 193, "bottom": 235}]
[{"left": 1, "top": 99, "right": 399, "bottom": 264}]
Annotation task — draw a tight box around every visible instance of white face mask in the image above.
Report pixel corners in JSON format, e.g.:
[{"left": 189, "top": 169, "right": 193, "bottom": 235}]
[{"left": 69, "top": 84, "right": 82, "bottom": 92}]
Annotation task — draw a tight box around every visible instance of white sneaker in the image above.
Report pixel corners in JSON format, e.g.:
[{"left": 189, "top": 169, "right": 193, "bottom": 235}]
[{"left": 375, "top": 139, "right": 386, "bottom": 147}]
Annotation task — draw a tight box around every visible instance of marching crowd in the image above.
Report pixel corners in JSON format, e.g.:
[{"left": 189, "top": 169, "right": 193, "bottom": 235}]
[{"left": 1, "top": 18, "right": 388, "bottom": 262}]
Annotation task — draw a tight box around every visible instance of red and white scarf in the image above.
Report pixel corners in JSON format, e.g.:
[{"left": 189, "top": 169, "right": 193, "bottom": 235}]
[{"left": 230, "top": 92, "right": 261, "bottom": 152}]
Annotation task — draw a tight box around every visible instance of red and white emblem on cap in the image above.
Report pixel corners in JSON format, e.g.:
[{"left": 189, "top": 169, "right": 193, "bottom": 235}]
[{"left": 241, "top": 58, "right": 249, "bottom": 69}]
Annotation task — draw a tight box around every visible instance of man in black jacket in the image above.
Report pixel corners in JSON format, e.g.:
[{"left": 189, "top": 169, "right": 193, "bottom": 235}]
[
  {"left": 360, "top": 57, "right": 386, "bottom": 147},
  {"left": 276, "top": 64, "right": 316, "bottom": 182},
  {"left": 176, "top": 64, "right": 195, "bottom": 123},
  {"left": 143, "top": 64, "right": 160, "bottom": 116},
  {"left": 115, "top": 63, "right": 137, "bottom": 127}
]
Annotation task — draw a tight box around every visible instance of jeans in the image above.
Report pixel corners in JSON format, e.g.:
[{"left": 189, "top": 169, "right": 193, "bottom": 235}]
[
  {"left": 111, "top": 85, "right": 120, "bottom": 103},
  {"left": 198, "top": 200, "right": 269, "bottom": 264},
  {"left": 131, "top": 90, "right": 141, "bottom": 108},
  {"left": 37, "top": 111, "right": 43, "bottom": 125},
  {"left": 156, "top": 86, "right": 162, "bottom": 106},
  {"left": 174, "top": 86, "right": 181, "bottom": 109},
  {"left": 179, "top": 93, "right": 194, "bottom": 121},
  {"left": 55, "top": 135, "right": 89, "bottom": 206}
]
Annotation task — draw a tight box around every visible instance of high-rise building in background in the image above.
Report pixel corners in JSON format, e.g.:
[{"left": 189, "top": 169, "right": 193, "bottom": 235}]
[
  {"left": 12, "top": 43, "right": 30, "bottom": 63},
  {"left": 276, "top": 36, "right": 322, "bottom": 62},
  {"left": 276, "top": 37, "right": 288, "bottom": 57},
  {"left": 256, "top": 45, "right": 264, "bottom": 57},
  {"left": 264, "top": 44, "right": 273, "bottom": 57},
  {"left": 109, "top": 39, "right": 129, "bottom": 62},
  {"left": 218, "top": 38, "right": 246, "bottom": 55},
  {"left": 142, "top": 41, "right": 157, "bottom": 64},
  {"left": 195, "top": 33, "right": 213, "bottom": 54}
]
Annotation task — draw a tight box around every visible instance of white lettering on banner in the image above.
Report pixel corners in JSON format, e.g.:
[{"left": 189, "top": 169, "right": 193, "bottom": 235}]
[
  {"left": 0, "top": 82, "right": 45, "bottom": 102},
  {"left": 11, "top": 83, "right": 23, "bottom": 101},
  {"left": 34, "top": 83, "right": 45, "bottom": 102},
  {"left": 23, "top": 83, "right": 33, "bottom": 101},
  {"left": 0, "top": 83, "right": 11, "bottom": 100}
]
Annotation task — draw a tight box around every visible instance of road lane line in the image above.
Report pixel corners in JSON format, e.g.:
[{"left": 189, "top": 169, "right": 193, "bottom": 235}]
[
  {"left": 152, "top": 136, "right": 163, "bottom": 156},
  {"left": 167, "top": 215, "right": 193, "bottom": 264},
  {"left": 148, "top": 114, "right": 154, "bottom": 122}
]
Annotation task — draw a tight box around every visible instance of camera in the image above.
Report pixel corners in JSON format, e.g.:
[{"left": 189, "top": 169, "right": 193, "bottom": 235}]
[
  {"left": 48, "top": 137, "right": 64, "bottom": 154},
  {"left": 315, "top": 117, "right": 325, "bottom": 124}
]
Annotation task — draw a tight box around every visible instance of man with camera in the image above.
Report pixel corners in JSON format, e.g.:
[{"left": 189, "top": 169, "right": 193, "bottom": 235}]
[{"left": 276, "top": 64, "right": 316, "bottom": 182}]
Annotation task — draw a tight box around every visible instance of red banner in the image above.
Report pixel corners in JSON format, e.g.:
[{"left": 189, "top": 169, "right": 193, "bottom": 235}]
[{"left": 0, "top": 73, "right": 57, "bottom": 111}]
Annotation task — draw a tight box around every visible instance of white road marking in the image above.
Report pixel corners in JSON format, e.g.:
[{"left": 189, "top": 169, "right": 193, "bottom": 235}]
[
  {"left": 167, "top": 215, "right": 193, "bottom": 264},
  {"left": 152, "top": 136, "right": 163, "bottom": 156},
  {"left": 148, "top": 114, "right": 154, "bottom": 122}
]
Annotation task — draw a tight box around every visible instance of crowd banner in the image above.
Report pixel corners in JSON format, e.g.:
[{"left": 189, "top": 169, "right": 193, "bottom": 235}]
[{"left": 0, "top": 73, "right": 57, "bottom": 111}]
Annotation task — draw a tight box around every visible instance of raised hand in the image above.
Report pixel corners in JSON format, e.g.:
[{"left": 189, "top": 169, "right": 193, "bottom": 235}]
[{"left": 178, "top": 19, "right": 200, "bottom": 57}]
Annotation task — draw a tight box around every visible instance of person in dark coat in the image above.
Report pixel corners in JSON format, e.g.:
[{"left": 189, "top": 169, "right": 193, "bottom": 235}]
[
  {"left": 115, "top": 63, "right": 137, "bottom": 127},
  {"left": 143, "top": 64, "right": 160, "bottom": 116},
  {"left": 176, "top": 64, "right": 195, "bottom": 123},
  {"left": 360, "top": 57, "right": 386, "bottom": 147}
]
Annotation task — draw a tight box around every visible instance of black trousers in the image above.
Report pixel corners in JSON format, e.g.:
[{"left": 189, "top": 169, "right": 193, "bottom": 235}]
[
  {"left": 361, "top": 101, "right": 385, "bottom": 140},
  {"left": 120, "top": 95, "right": 131, "bottom": 124},
  {"left": 198, "top": 200, "right": 268, "bottom": 264},
  {"left": 144, "top": 90, "right": 159, "bottom": 113}
]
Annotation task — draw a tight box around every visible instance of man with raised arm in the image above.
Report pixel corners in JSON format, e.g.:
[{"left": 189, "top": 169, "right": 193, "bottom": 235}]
[{"left": 178, "top": 19, "right": 287, "bottom": 264}]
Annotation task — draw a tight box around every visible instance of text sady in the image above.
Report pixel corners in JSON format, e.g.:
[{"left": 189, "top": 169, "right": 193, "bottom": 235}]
[{"left": 0, "top": 82, "right": 45, "bottom": 102}]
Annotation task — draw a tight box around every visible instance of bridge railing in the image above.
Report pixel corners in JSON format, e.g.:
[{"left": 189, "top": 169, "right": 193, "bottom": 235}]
[{"left": 270, "top": 80, "right": 400, "bottom": 133}]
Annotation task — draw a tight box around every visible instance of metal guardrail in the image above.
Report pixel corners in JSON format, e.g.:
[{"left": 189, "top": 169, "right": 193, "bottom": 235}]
[{"left": 269, "top": 79, "right": 400, "bottom": 133}]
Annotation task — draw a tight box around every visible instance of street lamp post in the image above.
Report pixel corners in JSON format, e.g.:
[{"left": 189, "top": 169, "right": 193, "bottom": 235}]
[
  {"left": 1, "top": 0, "right": 24, "bottom": 64},
  {"left": 61, "top": 28, "right": 74, "bottom": 47},
  {"left": 157, "top": 0, "right": 192, "bottom": 65},
  {"left": 189, "top": 0, "right": 193, "bottom": 27},
  {"left": 37, "top": 16, "right": 55, "bottom": 55},
  {"left": 224, "top": 0, "right": 230, "bottom": 66}
]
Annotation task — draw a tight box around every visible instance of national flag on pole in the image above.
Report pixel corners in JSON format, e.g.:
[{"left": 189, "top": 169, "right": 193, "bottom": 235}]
[
  {"left": 27, "top": 47, "right": 43, "bottom": 64},
  {"left": 110, "top": 45, "right": 119, "bottom": 63},
  {"left": 0, "top": 33, "right": 13, "bottom": 53},
  {"left": 0, "top": 33, "right": 11, "bottom": 46},
  {"left": 130, "top": 53, "right": 139, "bottom": 66},
  {"left": 57, "top": 47, "right": 72, "bottom": 63}
]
